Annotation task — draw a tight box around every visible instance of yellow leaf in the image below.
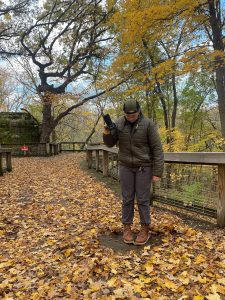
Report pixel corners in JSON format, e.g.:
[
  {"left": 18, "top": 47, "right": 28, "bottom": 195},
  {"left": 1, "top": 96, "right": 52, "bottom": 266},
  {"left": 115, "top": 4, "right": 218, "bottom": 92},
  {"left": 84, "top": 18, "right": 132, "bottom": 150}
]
[
  {"left": 133, "top": 278, "right": 142, "bottom": 285},
  {"left": 15, "top": 291, "right": 26, "bottom": 299},
  {"left": 64, "top": 248, "right": 73, "bottom": 257},
  {"left": 164, "top": 279, "right": 178, "bottom": 291},
  {"left": 218, "top": 278, "right": 225, "bottom": 286},
  {"left": 181, "top": 278, "right": 190, "bottom": 285},
  {"left": 139, "top": 275, "right": 152, "bottom": 284},
  {"left": 124, "top": 260, "right": 132, "bottom": 269},
  {"left": 169, "top": 258, "right": 180, "bottom": 264},
  {"left": 211, "top": 284, "right": 225, "bottom": 295},
  {"left": 143, "top": 245, "right": 151, "bottom": 251},
  {"left": 195, "top": 254, "right": 206, "bottom": 264},
  {"left": 205, "top": 271, "right": 216, "bottom": 278},
  {"left": 205, "top": 294, "right": 221, "bottom": 300},
  {"left": 217, "top": 262, "right": 225, "bottom": 269},
  {"left": 0, "top": 230, "right": 5, "bottom": 236},
  {"left": 193, "top": 296, "right": 204, "bottom": 300},
  {"left": 144, "top": 261, "right": 154, "bottom": 274},
  {"left": 198, "top": 276, "right": 207, "bottom": 284},
  {"left": 110, "top": 262, "right": 118, "bottom": 274},
  {"left": 185, "top": 228, "right": 197, "bottom": 236},
  {"left": 107, "top": 277, "right": 117, "bottom": 287},
  {"left": 89, "top": 282, "right": 102, "bottom": 292},
  {"left": 133, "top": 284, "right": 143, "bottom": 293},
  {"left": 0, "top": 260, "right": 13, "bottom": 268},
  {"left": 66, "top": 283, "right": 72, "bottom": 294},
  {"left": 31, "top": 292, "right": 39, "bottom": 299},
  {"left": 0, "top": 279, "right": 12, "bottom": 289},
  {"left": 140, "top": 290, "right": 149, "bottom": 297},
  {"left": 178, "top": 271, "right": 190, "bottom": 285},
  {"left": 114, "top": 288, "right": 125, "bottom": 298}
]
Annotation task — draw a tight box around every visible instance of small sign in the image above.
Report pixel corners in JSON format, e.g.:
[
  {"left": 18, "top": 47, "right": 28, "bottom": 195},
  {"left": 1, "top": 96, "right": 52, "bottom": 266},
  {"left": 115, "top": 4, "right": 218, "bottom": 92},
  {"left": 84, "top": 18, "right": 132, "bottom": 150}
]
[{"left": 20, "top": 146, "right": 29, "bottom": 151}]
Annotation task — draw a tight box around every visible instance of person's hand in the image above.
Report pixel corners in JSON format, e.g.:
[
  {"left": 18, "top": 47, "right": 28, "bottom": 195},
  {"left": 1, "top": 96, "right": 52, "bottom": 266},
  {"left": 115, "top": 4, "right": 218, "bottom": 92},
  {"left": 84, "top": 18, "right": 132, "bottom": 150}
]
[
  {"left": 152, "top": 176, "right": 161, "bottom": 182},
  {"left": 103, "top": 125, "right": 110, "bottom": 135}
]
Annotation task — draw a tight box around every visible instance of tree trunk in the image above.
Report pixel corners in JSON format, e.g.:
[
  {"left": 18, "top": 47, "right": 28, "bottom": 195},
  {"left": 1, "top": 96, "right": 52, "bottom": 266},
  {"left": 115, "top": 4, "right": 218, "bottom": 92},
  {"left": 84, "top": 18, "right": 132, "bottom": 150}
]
[
  {"left": 215, "top": 66, "right": 225, "bottom": 150},
  {"left": 40, "top": 93, "right": 54, "bottom": 143},
  {"left": 145, "top": 88, "right": 152, "bottom": 119},
  {"left": 208, "top": 0, "right": 225, "bottom": 150},
  {"left": 156, "top": 82, "right": 169, "bottom": 130},
  {"left": 171, "top": 74, "right": 178, "bottom": 129}
]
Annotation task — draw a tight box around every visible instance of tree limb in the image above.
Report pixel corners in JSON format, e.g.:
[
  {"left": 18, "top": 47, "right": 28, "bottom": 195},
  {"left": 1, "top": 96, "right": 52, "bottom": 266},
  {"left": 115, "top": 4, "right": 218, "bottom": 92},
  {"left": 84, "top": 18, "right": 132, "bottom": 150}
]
[{"left": 20, "top": 108, "right": 40, "bottom": 125}]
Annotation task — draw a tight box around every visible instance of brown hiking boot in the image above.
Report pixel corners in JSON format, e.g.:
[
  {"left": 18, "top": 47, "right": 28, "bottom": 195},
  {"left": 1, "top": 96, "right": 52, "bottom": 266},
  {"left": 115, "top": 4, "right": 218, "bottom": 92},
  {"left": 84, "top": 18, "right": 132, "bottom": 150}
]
[
  {"left": 134, "top": 224, "right": 150, "bottom": 245},
  {"left": 123, "top": 224, "right": 134, "bottom": 244}
]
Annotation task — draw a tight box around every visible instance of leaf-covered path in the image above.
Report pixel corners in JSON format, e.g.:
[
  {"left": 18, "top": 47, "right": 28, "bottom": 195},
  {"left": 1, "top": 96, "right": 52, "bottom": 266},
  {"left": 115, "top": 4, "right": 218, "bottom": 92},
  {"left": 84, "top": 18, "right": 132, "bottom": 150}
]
[{"left": 0, "top": 153, "right": 225, "bottom": 300}]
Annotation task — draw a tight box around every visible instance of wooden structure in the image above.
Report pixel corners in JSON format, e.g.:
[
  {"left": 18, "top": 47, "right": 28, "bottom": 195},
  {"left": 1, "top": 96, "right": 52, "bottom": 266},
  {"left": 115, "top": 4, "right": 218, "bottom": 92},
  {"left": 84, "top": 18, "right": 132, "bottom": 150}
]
[
  {"left": 1, "top": 142, "right": 61, "bottom": 157},
  {"left": 86, "top": 145, "right": 225, "bottom": 228},
  {"left": 0, "top": 148, "right": 12, "bottom": 176},
  {"left": 0, "top": 112, "right": 39, "bottom": 144},
  {"left": 0, "top": 142, "right": 86, "bottom": 156},
  {"left": 49, "top": 143, "right": 60, "bottom": 155},
  {"left": 59, "top": 142, "right": 86, "bottom": 152}
]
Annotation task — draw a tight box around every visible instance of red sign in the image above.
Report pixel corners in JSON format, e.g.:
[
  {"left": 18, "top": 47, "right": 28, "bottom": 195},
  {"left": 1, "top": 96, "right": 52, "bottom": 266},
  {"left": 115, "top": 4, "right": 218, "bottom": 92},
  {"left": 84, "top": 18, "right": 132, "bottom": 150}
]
[{"left": 20, "top": 146, "right": 29, "bottom": 151}]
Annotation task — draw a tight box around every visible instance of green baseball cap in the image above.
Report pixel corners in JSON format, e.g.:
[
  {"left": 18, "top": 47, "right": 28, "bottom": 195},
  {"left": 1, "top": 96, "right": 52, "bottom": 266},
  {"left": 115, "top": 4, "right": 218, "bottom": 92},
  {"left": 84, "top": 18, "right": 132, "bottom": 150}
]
[{"left": 123, "top": 99, "right": 140, "bottom": 113}]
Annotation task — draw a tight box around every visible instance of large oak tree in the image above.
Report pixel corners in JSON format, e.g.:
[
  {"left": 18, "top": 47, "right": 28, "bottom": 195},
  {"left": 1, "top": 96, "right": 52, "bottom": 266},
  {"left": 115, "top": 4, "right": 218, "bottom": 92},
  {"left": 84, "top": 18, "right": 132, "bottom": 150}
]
[{"left": 17, "top": 0, "right": 120, "bottom": 142}]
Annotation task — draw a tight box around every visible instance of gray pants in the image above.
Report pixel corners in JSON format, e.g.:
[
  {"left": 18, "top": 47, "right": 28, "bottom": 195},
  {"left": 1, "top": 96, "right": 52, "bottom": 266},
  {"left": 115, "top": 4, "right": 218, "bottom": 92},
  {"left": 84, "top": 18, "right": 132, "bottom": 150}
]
[{"left": 119, "top": 165, "right": 152, "bottom": 225}]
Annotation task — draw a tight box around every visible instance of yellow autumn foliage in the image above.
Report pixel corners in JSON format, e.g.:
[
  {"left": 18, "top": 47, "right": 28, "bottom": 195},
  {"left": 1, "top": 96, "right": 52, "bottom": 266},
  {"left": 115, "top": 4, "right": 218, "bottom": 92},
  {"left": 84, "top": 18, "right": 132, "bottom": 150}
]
[{"left": 106, "top": 0, "right": 224, "bottom": 95}]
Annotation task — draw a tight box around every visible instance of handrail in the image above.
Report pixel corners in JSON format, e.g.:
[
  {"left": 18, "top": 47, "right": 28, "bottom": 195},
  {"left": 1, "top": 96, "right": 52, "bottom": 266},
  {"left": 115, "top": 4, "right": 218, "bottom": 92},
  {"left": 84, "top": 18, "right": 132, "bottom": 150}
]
[
  {"left": 1, "top": 142, "right": 87, "bottom": 155},
  {"left": 60, "top": 142, "right": 85, "bottom": 144},
  {"left": 0, "top": 148, "right": 12, "bottom": 152},
  {"left": 59, "top": 141, "right": 86, "bottom": 152},
  {"left": 87, "top": 145, "right": 225, "bottom": 164},
  {"left": 86, "top": 145, "right": 225, "bottom": 228}
]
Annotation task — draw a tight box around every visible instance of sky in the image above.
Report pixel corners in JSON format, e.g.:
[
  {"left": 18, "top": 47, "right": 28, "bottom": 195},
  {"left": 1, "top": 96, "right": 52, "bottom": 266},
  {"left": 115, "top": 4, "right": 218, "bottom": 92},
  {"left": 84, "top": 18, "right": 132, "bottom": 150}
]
[{"left": 0, "top": 0, "right": 225, "bottom": 112}]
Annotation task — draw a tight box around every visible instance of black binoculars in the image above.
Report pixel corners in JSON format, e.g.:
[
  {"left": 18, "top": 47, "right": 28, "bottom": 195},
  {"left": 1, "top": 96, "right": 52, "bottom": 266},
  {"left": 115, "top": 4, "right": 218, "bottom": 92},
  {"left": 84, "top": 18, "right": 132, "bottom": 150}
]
[{"left": 102, "top": 113, "right": 116, "bottom": 131}]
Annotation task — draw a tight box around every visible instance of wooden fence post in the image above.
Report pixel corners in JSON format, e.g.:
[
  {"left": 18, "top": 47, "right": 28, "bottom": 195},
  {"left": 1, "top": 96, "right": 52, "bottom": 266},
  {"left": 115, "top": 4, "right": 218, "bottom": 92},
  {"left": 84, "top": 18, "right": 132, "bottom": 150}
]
[
  {"left": 218, "top": 164, "right": 225, "bottom": 227},
  {"left": 0, "top": 153, "right": 3, "bottom": 176},
  {"left": 54, "top": 144, "right": 59, "bottom": 155},
  {"left": 102, "top": 150, "right": 109, "bottom": 176},
  {"left": 46, "top": 143, "right": 50, "bottom": 156},
  {"left": 87, "top": 150, "right": 92, "bottom": 169},
  {"left": 6, "top": 152, "right": 12, "bottom": 172},
  {"left": 49, "top": 144, "right": 53, "bottom": 156},
  {"left": 96, "top": 150, "right": 100, "bottom": 171}
]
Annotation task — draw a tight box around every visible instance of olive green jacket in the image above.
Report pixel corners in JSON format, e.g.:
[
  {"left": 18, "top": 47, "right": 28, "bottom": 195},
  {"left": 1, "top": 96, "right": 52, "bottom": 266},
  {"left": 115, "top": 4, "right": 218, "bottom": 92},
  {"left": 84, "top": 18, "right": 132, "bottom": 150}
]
[{"left": 103, "top": 113, "right": 164, "bottom": 177}]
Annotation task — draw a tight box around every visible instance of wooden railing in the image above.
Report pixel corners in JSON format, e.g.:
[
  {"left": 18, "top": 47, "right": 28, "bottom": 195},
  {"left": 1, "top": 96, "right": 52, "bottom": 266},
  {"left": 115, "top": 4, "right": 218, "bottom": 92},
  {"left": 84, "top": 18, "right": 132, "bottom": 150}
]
[
  {"left": 59, "top": 142, "right": 86, "bottom": 152},
  {"left": 1, "top": 142, "right": 87, "bottom": 156},
  {"left": 86, "top": 145, "right": 225, "bottom": 228},
  {"left": 1, "top": 143, "right": 60, "bottom": 157},
  {"left": 0, "top": 148, "right": 12, "bottom": 176},
  {"left": 0, "top": 141, "right": 89, "bottom": 156}
]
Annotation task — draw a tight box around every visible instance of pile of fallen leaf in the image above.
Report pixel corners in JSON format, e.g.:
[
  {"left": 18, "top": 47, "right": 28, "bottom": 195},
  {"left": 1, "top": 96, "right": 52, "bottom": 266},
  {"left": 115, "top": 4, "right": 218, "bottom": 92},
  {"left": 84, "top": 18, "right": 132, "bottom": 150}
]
[{"left": 0, "top": 153, "right": 224, "bottom": 300}]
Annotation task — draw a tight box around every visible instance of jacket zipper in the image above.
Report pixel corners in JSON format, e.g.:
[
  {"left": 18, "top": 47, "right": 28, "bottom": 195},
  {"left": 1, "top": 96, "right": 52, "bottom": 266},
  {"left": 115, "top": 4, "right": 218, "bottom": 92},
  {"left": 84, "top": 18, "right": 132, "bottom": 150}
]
[{"left": 129, "top": 126, "right": 133, "bottom": 167}]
